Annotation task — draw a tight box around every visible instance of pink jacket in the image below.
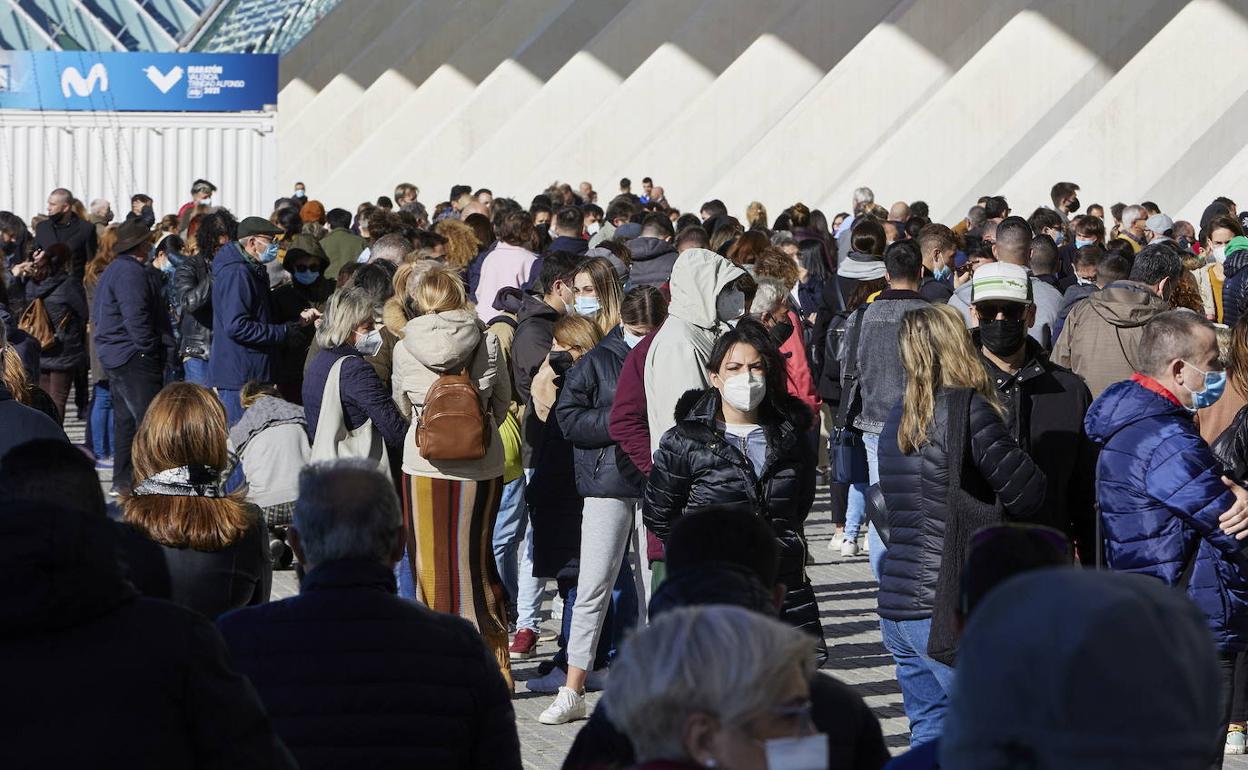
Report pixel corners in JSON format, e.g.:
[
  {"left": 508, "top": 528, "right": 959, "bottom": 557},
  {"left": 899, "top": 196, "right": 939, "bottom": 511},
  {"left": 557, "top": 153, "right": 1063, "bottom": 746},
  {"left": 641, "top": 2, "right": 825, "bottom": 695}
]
[{"left": 475, "top": 242, "right": 537, "bottom": 322}]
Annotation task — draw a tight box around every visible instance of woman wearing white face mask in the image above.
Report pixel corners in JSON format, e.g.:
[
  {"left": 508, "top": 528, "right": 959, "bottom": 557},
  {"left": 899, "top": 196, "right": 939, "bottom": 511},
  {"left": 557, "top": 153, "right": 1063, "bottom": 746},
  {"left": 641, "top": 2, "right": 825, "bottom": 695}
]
[
  {"left": 537, "top": 287, "right": 668, "bottom": 725},
  {"left": 1194, "top": 215, "right": 1244, "bottom": 322},
  {"left": 645, "top": 318, "right": 825, "bottom": 658},
  {"left": 570, "top": 257, "right": 623, "bottom": 336},
  {"left": 303, "top": 286, "right": 409, "bottom": 468}
]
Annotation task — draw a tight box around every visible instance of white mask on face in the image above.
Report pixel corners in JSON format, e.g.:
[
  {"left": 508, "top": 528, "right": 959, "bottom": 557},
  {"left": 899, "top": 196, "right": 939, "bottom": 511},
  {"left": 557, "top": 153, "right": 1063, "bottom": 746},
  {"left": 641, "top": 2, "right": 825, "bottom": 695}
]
[
  {"left": 355, "top": 328, "right": 383, "bottom": 357},
  {"left": 1215, "top": 245, "right": 1227, "bottom": 264},
  {"left": 720, "top": 372, "right": 766, "bottom": 412},
  {"left": 763, "top": 734, "right": 827, "bottom": 770},
  {"left": 586, "top": 222, "right": 600, "bottom": 236}
]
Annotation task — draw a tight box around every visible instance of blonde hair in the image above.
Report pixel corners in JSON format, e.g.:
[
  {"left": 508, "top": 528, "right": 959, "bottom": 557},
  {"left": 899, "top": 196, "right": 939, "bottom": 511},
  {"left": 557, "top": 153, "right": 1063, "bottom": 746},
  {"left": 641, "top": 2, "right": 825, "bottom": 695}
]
[
  {"left": 745, "top": 201, "right": 768, "bottom": 229},
  {"left": 897, "top": 304, "right": 1004, "bottom": 454},
  {"left": 575, "top": 257, "right": 623, "bottom": 335},
  {"left": 84, "top": 227, "right": 118, "bottom": 289},
  {"left": 240, "top": 381, "right": 281, "bottom": 409},
  {"left": 412, "top": 264, "right": 468, "bottom": 314},
  {"left": 433, "top": 218, "right": 481, "bottom": 269},
  {"left": 553, "top": 314, "right": 603, "bottom": 356},
  {"left": 2, "top": 346, "right": 30, "bottom": 405},
  {"left": 123, "top": 383, "right": 253, "bottom": 550}
]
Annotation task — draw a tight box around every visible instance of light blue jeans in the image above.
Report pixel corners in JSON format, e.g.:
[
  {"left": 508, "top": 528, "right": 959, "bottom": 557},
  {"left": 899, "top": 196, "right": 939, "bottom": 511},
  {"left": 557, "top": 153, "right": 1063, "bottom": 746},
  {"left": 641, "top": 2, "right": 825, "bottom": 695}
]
[
  {"left": 845, "top": 482, "right": 868, "bottom": 540},
  {"left": 492, "top": 475, "right": 528, "bottom": 603},
  {"left": 879, "top": 617, "right": 955, "bottom": 747},
  {"left": 862, "top": 431, "right": 886, "bottom": 581},
  {"left": 515, "top": 468, "right": 547, "bottom": 631}
]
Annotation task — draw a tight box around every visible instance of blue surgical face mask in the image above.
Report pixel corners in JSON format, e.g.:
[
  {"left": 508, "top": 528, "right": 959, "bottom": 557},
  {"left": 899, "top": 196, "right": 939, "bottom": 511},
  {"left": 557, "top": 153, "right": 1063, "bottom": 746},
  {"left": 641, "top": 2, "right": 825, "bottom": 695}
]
[
  {"left": 622, "top": 327, "right": 644, "bottom": 348},
  {"left": 1181, "top": 361, "right": 1227, "bottom": 411},
  {"left": 256, "top": 240, "right": 279, "bottom": 264},
  {"left": 294, "top": 269, "right": 319, "bottom": 285},
  {"left": 1075, "top": 237, "right": 1095, "bottom": 249},
  {"left": 933, "top": 264, "right": 951, "bottom": 282},
  {"left": 1052, "top": 230, "right": 1066, "bottom": 247},
  {"left": 575, "top": 295, "right": 601, "bottom": 316}
]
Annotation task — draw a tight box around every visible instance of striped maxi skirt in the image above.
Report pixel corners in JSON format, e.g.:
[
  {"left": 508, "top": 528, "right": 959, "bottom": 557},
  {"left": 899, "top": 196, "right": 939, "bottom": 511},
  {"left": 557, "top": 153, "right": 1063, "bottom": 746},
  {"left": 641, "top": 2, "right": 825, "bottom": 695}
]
[{"left": 399, "top": 474, "right": 512, "bottom": 687}]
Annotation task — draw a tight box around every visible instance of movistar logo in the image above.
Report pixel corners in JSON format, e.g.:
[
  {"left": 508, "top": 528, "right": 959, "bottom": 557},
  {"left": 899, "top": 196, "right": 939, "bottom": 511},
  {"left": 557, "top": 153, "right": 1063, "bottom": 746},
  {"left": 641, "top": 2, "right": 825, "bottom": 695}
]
[{"left": 61, "top": 63, "right": 108, "bottom": 98}]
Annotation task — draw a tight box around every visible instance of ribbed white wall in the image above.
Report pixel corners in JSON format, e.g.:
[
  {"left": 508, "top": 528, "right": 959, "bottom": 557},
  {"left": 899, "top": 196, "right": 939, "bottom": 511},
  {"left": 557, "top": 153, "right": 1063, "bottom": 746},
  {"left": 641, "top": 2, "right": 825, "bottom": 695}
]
[
  {"left": 0, "top": 110, "right": 277, "bottom": 224},
  {"left": 279, "top": 0, "right": 1248, "bottom": 224}
]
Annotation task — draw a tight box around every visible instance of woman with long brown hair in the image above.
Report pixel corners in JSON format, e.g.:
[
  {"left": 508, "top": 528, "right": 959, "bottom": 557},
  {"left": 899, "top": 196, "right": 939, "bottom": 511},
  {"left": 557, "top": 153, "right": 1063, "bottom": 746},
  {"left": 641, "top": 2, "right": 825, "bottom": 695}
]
[
  {"left": 124, "top": 382, "right": 271, "bottom": 619},
  {"left": 570, "top": 256, "right": 623, "bottom": 337},
  {"left": 876, "top": 303, "right": 1046, "bottom": 744}
]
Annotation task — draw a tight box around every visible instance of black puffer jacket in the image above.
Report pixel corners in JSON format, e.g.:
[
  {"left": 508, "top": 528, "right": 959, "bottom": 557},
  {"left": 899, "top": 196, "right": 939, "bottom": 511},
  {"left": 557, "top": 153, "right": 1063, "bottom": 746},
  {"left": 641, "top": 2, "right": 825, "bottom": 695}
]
[
  {"left": 23, "top": 272, "right": 88, "bottom": 371},
  {"left": 555, "top": 327, "right": 646, "bottom": 499},
  {"left": 0, "top": 501, "right": 295, "bottom": 769},
  {"left": 174, "top": 249, "right": 212, "bottom": 360},
  {"left": 877, "top": 388, "right": 1047, "bottom": 621},
  {"left": 1224, "top": 248, "right": 1248, "bottom": 328},
  {"left": 645, "top": 388, "right": 821, "bottom": 642}
]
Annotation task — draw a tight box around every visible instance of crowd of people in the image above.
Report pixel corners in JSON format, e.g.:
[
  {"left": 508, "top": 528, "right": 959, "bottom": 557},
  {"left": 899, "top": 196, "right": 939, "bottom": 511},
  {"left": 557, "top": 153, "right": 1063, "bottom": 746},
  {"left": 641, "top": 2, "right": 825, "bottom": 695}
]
[{"left": 4, "top": 175, "right": 1248, "bottom": 769}]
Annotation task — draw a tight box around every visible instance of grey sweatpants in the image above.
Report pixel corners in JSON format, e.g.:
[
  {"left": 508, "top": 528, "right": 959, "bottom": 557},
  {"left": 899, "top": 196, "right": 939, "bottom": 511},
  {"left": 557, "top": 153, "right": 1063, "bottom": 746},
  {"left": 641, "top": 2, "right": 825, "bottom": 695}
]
[{"left": 566, "top": 496, "right": 648, "bottom": 671}]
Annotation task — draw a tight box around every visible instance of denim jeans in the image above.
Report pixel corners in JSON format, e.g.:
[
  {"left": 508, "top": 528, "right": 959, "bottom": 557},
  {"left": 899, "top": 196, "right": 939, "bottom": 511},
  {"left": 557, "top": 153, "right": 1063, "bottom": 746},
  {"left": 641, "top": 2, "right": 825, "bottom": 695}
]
[
  {"left": 183, "top": 357, "right": 210, "bottom": 387},
  {"left": 879, "top": 616, "right": 955, "bottom": 747},
  {"left": 217, "top": 388, "right": 245, "bottom": 426},
  {"left": 90, "top": 382, "right": 114, "bottom": 458},
  {"left": 492, "top": 475, "right": 528, "bottom": 603},
  {"left": 862, "top": 430, "right": 887, "bottom": 580},
  {"left": 845, "top": 482, "right": 868, "bottom": 540}
]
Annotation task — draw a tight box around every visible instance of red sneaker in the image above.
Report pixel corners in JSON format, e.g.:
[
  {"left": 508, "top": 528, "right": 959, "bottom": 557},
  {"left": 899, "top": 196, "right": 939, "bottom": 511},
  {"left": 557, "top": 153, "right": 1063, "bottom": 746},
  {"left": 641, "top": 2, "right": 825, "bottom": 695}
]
[{"left": 509, "top": 627, "right": 538, "bottom": 659}]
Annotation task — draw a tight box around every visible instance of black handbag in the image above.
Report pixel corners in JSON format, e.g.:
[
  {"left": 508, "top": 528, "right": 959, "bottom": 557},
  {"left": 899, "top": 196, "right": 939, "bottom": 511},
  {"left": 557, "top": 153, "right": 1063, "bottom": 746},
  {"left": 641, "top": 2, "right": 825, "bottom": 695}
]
[{"left": 865, "top": 483, "right": 890, "bottom": 546}]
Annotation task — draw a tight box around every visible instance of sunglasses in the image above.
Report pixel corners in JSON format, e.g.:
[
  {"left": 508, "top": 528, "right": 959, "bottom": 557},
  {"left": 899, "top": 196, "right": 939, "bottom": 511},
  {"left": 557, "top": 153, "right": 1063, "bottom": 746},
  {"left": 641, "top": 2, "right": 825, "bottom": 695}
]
[{"left": 975, "top": 302, "right": 1028, "bottom": 321}]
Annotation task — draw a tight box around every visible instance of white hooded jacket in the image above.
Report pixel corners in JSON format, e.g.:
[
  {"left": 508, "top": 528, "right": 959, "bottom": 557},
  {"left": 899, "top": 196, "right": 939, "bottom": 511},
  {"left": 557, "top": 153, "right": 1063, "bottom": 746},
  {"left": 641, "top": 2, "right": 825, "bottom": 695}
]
[
  {"left": 391, "top": 308, "right": 510, "bottom": 480},
  {"left": 643, "top": 248, "right": 746, "bottom": 454}
]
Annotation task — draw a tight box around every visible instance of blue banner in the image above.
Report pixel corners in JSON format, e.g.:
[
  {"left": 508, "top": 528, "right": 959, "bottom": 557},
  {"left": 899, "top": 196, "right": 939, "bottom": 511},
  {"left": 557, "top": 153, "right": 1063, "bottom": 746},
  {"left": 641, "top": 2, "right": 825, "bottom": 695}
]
[{"left": 0, "top": 51, "right": 277, "bottom": 112}]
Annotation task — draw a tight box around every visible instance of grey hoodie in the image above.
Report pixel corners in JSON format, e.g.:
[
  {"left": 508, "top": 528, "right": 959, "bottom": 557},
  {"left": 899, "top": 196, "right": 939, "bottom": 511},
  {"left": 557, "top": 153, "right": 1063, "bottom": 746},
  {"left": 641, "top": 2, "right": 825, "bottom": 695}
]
[{"left": 644, "top": 249, "right": 745, "bottom": 452}]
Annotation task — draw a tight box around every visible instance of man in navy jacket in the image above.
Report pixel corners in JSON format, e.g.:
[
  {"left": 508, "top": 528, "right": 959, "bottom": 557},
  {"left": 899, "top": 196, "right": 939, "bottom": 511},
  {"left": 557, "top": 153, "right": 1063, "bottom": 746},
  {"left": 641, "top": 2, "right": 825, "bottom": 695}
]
[
  {"left": 209, "top": 217, "right": 318, "bottom": 424},
  {"left": 92, "top": 219, "right": 173, "bottom": 494},
  {"left": 218, "top": 461, "right": 521, "bottom": 770},
  {"left": 1086, "top": 310, "right": 1248, "bottom": 735}
]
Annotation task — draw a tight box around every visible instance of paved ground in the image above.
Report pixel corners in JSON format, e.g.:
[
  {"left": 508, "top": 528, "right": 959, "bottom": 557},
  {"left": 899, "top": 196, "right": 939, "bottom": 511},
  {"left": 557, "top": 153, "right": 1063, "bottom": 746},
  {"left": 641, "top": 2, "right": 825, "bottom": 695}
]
[{"left": 70, "top": 410, "right": 1248, "bottom": 770}]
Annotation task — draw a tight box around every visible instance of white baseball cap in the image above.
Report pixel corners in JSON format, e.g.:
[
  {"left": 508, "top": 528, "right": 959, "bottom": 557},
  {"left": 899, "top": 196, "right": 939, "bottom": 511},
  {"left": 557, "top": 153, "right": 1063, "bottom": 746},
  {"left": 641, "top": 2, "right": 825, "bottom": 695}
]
[{"left": 971, "top": 262, "right": 1032, "bottom": 304}]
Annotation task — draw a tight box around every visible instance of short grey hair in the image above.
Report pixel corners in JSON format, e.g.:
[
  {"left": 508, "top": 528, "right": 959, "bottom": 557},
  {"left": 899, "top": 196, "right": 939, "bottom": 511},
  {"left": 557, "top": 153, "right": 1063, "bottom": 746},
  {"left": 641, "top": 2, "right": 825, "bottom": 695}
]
[
  {"left": 294, "top": 460, "right": 401, "bottom": 566},
  {"left": 315, "top": 287, "right": 375, "bottom": 348},
  {"left": 853, "top": 186, "right": 875, "bottom": 209},
  {"left": 89, "top": 198, "right": 111, "bottom": 216},
  {"left": 750, "top": 277, "right": 789, "bottom": 316},
  {"left": 1136, "top": 309, "right": 1213, "bottom": 377},
  {"left": 603, "top": 605, "right": 816, "bottom": 762},
  {"left": 1121, "top": 205, "right": 1144, "bottom": 228},
  {"left": 370, "top": 233, "right": 414, "bottom": 265}
]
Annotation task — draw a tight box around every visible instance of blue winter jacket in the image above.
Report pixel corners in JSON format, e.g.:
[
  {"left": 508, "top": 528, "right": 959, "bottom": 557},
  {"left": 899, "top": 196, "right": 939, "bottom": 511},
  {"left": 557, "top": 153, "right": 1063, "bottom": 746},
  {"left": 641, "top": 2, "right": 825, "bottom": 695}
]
[
  {"left": 1085, "top": 378, "right": 1248, "bottom": 650},
  {"left": 209, "top": 242, "right": 292, "bottom": 390}
]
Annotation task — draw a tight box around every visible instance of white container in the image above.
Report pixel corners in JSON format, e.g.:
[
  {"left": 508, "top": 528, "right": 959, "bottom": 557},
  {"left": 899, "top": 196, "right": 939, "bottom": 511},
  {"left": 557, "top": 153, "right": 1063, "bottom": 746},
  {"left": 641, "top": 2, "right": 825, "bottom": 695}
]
[{"left": 0, "top": 109, "right": 276, "bottom": 225}]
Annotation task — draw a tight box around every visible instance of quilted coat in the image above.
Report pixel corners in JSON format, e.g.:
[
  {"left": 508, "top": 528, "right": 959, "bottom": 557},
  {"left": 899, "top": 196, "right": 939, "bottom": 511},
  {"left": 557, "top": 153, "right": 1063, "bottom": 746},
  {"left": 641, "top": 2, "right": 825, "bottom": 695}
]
[
  {"left": 644, "top": 387, "right": 822, "bottom": 643},
  {"left": 1085, "top": 377, "right": 1248, "bottom": 651},
  {"left": 877, "top": 388, "right": 1047, "bottom": 620}
]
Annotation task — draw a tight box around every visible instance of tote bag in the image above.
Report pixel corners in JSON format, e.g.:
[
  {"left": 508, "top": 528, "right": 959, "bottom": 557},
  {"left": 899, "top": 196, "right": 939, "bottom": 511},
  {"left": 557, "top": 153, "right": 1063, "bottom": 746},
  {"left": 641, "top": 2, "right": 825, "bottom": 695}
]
[{"left": 309, "top": 356, "right": 392, "bottom": 479}]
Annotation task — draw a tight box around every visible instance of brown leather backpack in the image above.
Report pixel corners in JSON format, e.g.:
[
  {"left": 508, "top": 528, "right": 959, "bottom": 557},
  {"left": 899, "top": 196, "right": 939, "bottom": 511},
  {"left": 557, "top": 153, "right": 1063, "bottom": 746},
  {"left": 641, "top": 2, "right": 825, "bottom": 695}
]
[
  {"left": 417, "top": 368, "right": 490, "bottom": 461},
  {"left": 18, "top": 298, "right": 56, "bottom": 351}
]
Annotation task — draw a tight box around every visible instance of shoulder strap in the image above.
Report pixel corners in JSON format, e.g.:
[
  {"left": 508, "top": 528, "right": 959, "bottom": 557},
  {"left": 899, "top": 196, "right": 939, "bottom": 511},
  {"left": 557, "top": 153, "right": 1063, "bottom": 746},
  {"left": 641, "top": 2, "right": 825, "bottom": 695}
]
[
  {"left": 833, "top": 305, "right": 869, "bottom": 431},
  {"left": 944, "top": 388, "right": 973, "bottom": 497}
]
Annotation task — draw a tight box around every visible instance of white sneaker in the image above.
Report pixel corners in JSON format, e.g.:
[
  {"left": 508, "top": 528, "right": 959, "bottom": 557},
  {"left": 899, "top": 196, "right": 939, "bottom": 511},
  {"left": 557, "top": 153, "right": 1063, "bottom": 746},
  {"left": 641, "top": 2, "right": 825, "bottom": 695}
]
[
  {"left": 538, "top": 686, "right": 587, "bottom": 725},
  {"left": 841, "top": 540, "right": 860, "bottom": 557},
  {"left": 525, "top": 666, "right": 568, "bottom": 694},
  {"left": 829, "top": 530, "right": 844, "bottom": 550}
]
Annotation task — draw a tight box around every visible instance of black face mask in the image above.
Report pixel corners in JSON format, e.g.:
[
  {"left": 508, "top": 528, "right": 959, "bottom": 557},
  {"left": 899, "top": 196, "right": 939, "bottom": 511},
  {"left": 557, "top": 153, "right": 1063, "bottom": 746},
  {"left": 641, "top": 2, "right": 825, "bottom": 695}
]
[
  {"left": 1066, "top": 197, "right": 1080, "bottom": 214},
  {"left": 548, "top": 350, "right": 575, "bottom": 376},
  {"left": 979, "top": 318, "right": 1028, "bottom": 358},
  {"left": 770, "top": 319, "right": 794, "bottom": 345}
]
